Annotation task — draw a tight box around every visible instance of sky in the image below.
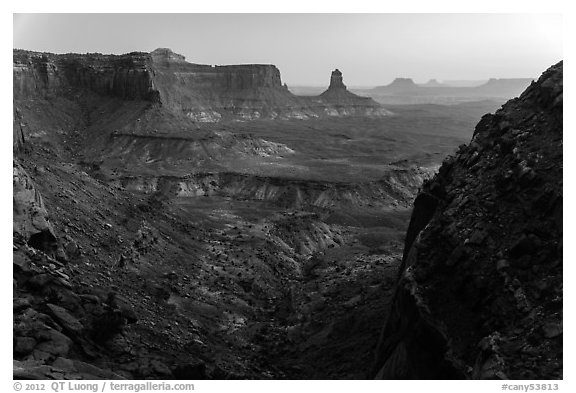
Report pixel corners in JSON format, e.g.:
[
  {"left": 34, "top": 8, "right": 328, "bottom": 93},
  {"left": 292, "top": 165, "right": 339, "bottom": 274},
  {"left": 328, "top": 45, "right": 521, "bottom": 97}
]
[{"left": 13, "top": 13, "right": 563, "bottom": 87}]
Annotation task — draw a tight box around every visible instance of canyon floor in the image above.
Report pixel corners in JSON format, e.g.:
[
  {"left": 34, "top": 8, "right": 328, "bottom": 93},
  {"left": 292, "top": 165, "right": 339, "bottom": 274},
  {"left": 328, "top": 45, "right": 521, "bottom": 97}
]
[{"left": 14, "top": 100, "right": 502, "bottom": 379}]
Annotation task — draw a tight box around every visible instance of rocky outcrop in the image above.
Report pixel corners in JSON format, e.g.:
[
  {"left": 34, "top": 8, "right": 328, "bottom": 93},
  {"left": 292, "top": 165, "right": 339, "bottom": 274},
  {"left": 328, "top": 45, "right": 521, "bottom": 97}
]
[
  {"left": 13, "top": 107, "right": 26, "bottom": 152},
  {"left": 373, "top": 62, "right": 563, "bottom": 379},
  {"left": 13, "top": 160, "right": 60, "bottom": 258},
  {"left": 12, "top": 239, "right": 178, "bottom": 380}
]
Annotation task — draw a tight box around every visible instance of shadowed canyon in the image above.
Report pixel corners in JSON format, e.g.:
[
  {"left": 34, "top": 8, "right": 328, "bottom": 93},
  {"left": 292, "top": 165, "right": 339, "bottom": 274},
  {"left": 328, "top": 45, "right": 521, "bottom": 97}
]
[{"left": 13, "top": 48, "right": 562, "bottom": 380}]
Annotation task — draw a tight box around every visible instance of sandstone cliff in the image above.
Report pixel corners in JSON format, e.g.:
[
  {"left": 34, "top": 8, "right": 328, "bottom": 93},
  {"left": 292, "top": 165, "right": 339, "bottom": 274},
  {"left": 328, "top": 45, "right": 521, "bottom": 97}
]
[
  {"left": 372, "top": 62, "right": 562, "bottom": 379},
  {"left": 13, "top": 50, "right": 155, "bottom": 100}
]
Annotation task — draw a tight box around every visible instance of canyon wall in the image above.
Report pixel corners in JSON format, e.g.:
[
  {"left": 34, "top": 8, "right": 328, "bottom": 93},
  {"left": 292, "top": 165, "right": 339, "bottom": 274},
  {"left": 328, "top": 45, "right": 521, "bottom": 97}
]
[
  {"left": 372, "top": 62, "right": 563, "bottom": 379},
  {"left": 13, "top": 50, "right": 156, "bottom": 100}
]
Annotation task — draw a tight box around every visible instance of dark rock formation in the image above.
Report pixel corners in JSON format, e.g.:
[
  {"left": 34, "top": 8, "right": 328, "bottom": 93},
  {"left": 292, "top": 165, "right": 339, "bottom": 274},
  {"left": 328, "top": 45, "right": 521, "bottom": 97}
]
[
  {"left": 373, "top": 62, "right": 563, "bottom": 379},
  {"left": 328, "top": 69, "right": 346, "bottom": 90}
]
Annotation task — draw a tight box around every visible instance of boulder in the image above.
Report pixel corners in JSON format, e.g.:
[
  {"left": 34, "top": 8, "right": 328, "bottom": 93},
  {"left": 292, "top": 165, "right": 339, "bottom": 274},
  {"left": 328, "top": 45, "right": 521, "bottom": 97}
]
[
  {"left": 34, "top": 328, "right": 73, "bottom": 357},
  {"left": 46, "top": 303, "right": 84, "bottom": 334}
]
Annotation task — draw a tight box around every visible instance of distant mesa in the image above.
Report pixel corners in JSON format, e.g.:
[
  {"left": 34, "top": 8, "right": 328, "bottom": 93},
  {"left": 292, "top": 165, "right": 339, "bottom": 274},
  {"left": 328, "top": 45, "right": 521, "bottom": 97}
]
[
  {"left": 477, "top": 77, "right": 534, "bottom": 91},
  {"left": 370, "top": 74, "right": 534, "bottom": 101},
  {"left": 369, "top": 78, "right": 420, "bottom": 96},
  {"left": 422, "top": 79, "right": 443, "bottom": 87},
  {"left": 386, "top": 78, "right": 419, "bottom": 90},
  {"left": 390, "top": 77, "right": 418, "bottom": 86}
]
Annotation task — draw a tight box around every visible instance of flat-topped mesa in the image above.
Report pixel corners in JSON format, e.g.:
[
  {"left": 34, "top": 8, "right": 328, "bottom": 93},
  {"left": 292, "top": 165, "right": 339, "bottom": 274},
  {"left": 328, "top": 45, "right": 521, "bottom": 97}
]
[
  {"left": 328, "top": 69, "right": 346, "bottom": 90},
  {"left": 386, "top": 77, "right": 419, "bottom": 91},
  {"left": 213, "top": 64, "right": 283, "bottom": 90},
  {"left": 148, "top": 48, "right": 284, "bottom": 91}
]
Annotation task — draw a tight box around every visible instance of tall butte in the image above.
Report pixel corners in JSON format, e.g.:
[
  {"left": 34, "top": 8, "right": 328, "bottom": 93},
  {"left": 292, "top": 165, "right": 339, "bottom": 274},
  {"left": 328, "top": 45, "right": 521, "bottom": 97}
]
[
  {"left": 328, "top": 69, "right": 346, "bottom": 90},
  {"left": 318, "top": 68, "right": 390, "bottom": 116}
]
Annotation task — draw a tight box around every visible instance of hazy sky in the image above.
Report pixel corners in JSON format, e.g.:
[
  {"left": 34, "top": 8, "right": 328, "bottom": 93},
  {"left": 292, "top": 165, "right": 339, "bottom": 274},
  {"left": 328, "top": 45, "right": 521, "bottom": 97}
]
[{"left": 13, "top": 13, "right": 562, "bottom": 86}]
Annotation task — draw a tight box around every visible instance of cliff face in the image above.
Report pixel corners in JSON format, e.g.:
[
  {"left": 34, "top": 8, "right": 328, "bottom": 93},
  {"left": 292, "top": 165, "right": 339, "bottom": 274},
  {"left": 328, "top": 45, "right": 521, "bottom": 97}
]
[
  {"left": 13, "top": 50, "right": 156, "bottom": 101},
  {"left": 328, "top": 69, "right": 346, "bottom": 89},
  {"left": 13, "top": 160, "right": 60, "bottom": 258},
  {"left": 150, "top": 48, "right": 283, "bottom": 91},
  {"left": 13, "top": 48, "right": 389, "bottom": 122},
  {"left": 148, "top": 49, "right": 309, "bottom": 121},
  {"left": 373, "top": 62, "right": 563, "bottom": 379}
]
